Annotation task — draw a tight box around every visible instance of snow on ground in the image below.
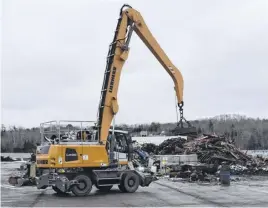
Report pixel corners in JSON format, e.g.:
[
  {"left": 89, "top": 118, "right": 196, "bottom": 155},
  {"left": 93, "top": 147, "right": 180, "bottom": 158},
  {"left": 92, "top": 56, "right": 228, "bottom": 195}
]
[{"left": 132, "top": 135, "right": 187, "bottom": 145}]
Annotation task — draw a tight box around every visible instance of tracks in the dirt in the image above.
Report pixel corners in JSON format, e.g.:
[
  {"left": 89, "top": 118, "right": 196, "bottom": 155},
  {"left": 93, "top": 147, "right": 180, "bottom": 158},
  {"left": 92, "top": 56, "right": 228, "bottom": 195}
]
[
  {"left": 16, "top": 182, "right": 225, "bottom": 207},
  {"left": 154, "top": 181, "right": 228, "bottom": 207},
  {"left": 1, "top": 185, "right": 47, "bottom": 207},
  {"left": 29, "top": 190, "right": 47, "bottom": 207}
]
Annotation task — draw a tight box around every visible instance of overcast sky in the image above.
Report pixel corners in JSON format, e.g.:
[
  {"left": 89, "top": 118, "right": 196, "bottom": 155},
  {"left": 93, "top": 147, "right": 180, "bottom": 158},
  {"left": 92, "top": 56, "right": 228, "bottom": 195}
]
[{"left": 2, "top": 0, "right": 268, "bottom": 128}]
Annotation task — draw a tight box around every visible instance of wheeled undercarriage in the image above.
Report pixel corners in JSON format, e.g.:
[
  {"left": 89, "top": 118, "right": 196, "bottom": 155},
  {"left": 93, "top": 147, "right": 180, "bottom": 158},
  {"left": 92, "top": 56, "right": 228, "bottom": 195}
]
[{"left": 36, "top": 167, "right": 154, "bottom": 196}]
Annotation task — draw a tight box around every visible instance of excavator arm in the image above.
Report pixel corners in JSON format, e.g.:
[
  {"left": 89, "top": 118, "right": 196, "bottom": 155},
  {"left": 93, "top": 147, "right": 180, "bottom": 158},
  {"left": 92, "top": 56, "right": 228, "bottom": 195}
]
[{"left": 96, "top": 5, "right": 192, "bottom": 144}]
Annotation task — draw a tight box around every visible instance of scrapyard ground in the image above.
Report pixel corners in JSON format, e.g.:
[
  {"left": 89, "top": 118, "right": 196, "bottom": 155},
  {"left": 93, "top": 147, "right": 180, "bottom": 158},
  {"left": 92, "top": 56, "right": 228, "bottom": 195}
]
[{"left": 1, "top": 162, "right": 268, "bottom": 207}]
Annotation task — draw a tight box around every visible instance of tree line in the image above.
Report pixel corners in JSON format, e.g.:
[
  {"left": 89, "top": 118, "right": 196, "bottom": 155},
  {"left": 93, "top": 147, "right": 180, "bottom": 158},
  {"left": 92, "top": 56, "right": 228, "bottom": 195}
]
[{"left": 1, "top": 114, "right": 268, "bottom": 152}]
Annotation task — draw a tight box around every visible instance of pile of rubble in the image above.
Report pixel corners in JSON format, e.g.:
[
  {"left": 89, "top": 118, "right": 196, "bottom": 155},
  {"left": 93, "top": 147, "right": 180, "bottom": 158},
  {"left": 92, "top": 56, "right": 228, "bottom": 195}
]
[
  {"left": 183, "top": 134, "right": 256, "bottom": 165},
  {"left": 158, "top": 137, "right": 186, "bottom": 155},
  {"left": 140, "top": 134, "right": 268, "bottom": 177}
]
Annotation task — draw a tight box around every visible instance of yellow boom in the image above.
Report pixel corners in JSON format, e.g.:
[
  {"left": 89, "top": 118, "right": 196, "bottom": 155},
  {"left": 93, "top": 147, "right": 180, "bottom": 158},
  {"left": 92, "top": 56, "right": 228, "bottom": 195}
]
[{"left": 97, "top": 5, "right": 185, "bottom": 144}]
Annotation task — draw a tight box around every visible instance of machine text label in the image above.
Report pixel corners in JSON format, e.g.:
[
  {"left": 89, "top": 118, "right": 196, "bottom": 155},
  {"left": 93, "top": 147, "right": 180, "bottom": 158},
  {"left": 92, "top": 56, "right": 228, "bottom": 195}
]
[{"left": 109, "top": 67, "right": 117, "bottom": 93}]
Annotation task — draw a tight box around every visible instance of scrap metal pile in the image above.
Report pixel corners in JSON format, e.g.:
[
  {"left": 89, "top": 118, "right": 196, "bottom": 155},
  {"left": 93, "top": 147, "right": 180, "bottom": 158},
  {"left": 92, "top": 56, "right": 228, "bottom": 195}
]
[
  {"left": 141, "top": 134, "right": 268, "bottom": 176},
  {"left": 183, "top": 134, "right": 253, "bottom": 165}
]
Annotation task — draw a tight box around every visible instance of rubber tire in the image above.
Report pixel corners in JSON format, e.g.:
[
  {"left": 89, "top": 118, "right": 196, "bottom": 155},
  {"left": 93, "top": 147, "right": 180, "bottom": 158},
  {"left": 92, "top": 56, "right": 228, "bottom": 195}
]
[
  {"left": 71, "top": 174, "right": 92, "bottom": 196},
  {"left": 122, "top": 172, "right": 140, "bottom": 193},
  {"left": 95, "top": 185, "right": 113, "bottom": 192},
  {"left": 118, "top": 184, "right": 126, "bottom": 192},
  {"left": 118, "top": 173, "right": 127, "bottom": 192}
]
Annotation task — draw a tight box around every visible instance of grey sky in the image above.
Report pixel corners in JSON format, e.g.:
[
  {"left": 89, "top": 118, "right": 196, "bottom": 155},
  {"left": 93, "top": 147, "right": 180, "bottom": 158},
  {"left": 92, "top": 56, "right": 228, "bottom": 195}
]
[{"left": 2, "top": 0, "right": 268, "bottom": 128}]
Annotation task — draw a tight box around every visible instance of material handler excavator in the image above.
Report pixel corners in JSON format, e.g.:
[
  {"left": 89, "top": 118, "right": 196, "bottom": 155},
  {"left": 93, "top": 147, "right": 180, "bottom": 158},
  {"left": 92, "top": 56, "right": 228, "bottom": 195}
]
[{"left": 8, "top": 5, "right": 196, "bottom": 196}]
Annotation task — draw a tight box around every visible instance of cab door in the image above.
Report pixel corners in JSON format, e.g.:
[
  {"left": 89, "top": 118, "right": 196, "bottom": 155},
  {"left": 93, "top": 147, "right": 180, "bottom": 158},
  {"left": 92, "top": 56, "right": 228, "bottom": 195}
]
[{"left": 116, "top": 133, "right": 128, "bottom": 164}]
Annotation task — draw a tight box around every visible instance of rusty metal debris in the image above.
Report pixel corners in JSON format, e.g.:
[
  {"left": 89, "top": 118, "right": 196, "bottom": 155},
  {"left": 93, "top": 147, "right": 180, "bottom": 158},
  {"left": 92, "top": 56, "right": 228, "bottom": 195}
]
[{"left": 141, "top": 133, "right": 268, "bottom": 180}]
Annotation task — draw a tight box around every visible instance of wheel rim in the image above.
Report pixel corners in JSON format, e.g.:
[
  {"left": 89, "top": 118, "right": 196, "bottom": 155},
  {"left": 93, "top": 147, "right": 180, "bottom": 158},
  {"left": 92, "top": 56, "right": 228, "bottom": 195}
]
[
  {"left": 77, "top": 180, "right": 86, "bottom": 190},
  {"left": 128, "top": 177, "right": 135, "bottom": 187}
]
